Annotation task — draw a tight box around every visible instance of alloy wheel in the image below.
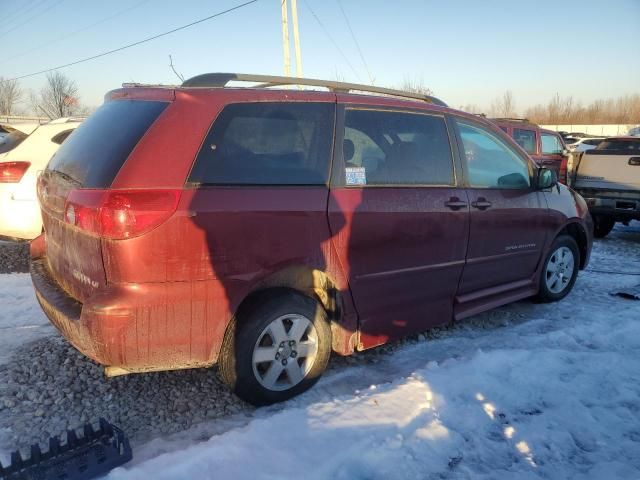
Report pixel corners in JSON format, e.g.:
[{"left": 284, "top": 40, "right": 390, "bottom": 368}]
[
  {"left": 251, "top": 314, "right": 319, "bottom": 392},
  {"left": 545, "top": 246, "right": 575, "bottom": 294}
]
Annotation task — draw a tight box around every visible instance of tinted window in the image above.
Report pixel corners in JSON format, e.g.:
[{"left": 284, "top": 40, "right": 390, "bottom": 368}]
[
  {"left": 47, "top": 100, "right": 168, "bottom": 188},
  {"left": 541, "top": 133, "right": 563, "bottom": 154},
  {"left": 0, "top": 130, "right": 27, "bottom": 154},
  {"left": 584, "top": 139, "right": 603, "bottom": 146},
  {"left": 513, "top": 128, "right": 537, "bottom": 154},
  {"left": 456, "top": 120, "right": 530, "bottom": 189},
  {"left": 342, "top": 109, "right": 454, "bottom": 186},
  {"left": 594, "top": 139, "right": 640, "bottom": 152},
  {"left": 189, "top": 103, "right": 334, "bottom": 186},
  {"left": 51, "top": 129, "right": 74, "bottom": 145}
]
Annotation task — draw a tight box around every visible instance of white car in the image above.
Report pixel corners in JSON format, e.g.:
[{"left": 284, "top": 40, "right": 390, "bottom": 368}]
[
  {"left": 566, "top": 137, "right": 604, "bottom": 152},
  {"left": 0, "top": 118, "right": 82, "bottom": 240}
]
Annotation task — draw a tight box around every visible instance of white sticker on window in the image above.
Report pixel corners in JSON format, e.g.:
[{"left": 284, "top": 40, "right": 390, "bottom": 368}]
[{"left": 345, "top": 167, "right": 366, "bottom": 185}]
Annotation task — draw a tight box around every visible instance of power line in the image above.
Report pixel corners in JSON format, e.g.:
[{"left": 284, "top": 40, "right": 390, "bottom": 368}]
[
  {"left": 0, "top": 0, "right": 44, "bottom": 31},
  {"left": 0, "top": 0, "right": 152, "bottom": 65},
  {"left": 336, "top": 0, "right": 373, "bottom": 85},
  {"left": 0, "top": 0, "right": 66, "bottom": 40},
  {"left": 6, "top": 0, "right": 260, "bottom": 82},
  {"left": 301, "top": 0, "right": 362, "bottom": 82}
]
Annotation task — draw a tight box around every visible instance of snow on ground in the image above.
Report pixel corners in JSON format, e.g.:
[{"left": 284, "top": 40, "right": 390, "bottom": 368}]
[
  {"left": 1, "top": 225, "right": 639, "bottom": 479},
  {"left": 0, "top": 273, "right": 52, "bottom": 365}
]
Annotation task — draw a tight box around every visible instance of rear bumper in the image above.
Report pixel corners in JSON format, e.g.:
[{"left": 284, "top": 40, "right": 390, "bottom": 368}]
[
  {"left": 576, "top": 191, "right": 640, "bottom": 221},
  {"left": 30, "top": 245, "right": 229, "bottom": 372}
]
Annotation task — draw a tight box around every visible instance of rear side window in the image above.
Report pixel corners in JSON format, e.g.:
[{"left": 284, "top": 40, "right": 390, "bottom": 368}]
[
  {"left": 51, "top": 129, "right": 75, "bottom": 145},
  {"left": 513, "top": 128, "right": 537, "bottom": 154},
  {"left": 541, "top": 133, "right": 563, "bottom": 154},
  {"left": 0, "top": 130, "right": 27, "bottom": 154},
  {"left": 47, "top": 100, "right": 168, "bottom": 188},
  {"left": 188, "top": 102, "right": 334, "bottom": 186},
  {"left": 342, "top": 109, "right": 454, "bottom": 186},
  {"left": 594, "top": 139, "right": 640, "bottom": 152}
]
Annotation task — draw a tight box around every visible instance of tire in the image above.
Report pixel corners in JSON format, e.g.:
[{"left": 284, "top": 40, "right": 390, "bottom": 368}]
[
  {"left": 593, "top": 215, "right": 615, "bottom": 238},
  {"left": 218, "top": 289, "right": 332, "bottom": 406},
  {"left": 536, "top": 235, "right": 580, "bottom": 303}
]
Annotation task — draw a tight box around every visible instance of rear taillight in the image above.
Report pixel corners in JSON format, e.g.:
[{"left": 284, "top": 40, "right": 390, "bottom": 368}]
[
  {"left": 0, "top": 161, "right": 30, "bottom": 183},
  {"left": 559, "top": 158, "right": 568, "bottom": 184},
  {"left": 64, "top": 189, "right": 181, "bottom": 240}
]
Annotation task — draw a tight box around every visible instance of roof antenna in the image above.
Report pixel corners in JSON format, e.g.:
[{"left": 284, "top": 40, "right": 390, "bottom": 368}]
[{"left": 168, "top": 55, "right": 184, "bottom": 83}]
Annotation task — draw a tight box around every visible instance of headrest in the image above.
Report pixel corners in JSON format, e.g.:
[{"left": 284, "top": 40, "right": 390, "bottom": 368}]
[{"left": 343, "top": 139, "right": 355, "bottom": 161}]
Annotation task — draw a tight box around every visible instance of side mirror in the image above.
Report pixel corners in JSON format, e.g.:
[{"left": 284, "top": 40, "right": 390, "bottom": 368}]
[{"left": 537, "top": 167, "right": 557, "bottom": 189}]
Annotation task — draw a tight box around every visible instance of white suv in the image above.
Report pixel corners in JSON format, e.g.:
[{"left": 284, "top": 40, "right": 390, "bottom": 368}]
[
  {"left": 0, "top": 118, "right": 82, "bottom": 240},
  {"left": 566, "top": 137, "right": 604, "bottom": 152}
]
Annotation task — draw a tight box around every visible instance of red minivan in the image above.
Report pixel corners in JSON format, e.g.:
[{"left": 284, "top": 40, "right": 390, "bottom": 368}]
[{"left": 31, "top": 74, "right": 593, "bottom": 405}]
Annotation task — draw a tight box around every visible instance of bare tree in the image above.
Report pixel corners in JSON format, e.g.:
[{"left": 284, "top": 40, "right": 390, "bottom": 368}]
[
  {"left": 459, "top": 103, "right": 483, "bottom": 114},
  {"left": 36, "top": 71, "right": 80, "bottom": 119},
  {"left": 489, "top": 91, "right": 516, "bottom": 118},
  {"left": 524, "top": 93, "right": 640, "bottom": 124},
  {"left": 398, "top": 77, "right": 433, "bottom": 96},
  {"left": 0, "top": 77, "right": 22, "bottom": 115}
]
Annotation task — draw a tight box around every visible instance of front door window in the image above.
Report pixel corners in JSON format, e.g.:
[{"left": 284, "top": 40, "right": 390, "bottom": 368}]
[{"left": 456, "top": 121, "right": 531, "bottom": 189}]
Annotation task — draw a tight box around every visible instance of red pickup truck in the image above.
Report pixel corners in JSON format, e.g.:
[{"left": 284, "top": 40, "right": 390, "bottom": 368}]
[{"left": 491, "top": 118, "right": 569, "bottom": 183}]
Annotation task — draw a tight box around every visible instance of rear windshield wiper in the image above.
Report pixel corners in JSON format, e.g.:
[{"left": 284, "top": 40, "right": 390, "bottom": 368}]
[{"left": 49, "top": 169, "right": 82, "bottom": 187}]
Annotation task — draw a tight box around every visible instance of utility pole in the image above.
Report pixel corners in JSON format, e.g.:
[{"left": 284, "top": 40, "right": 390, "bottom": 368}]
[
  {"left": 281, "top": 0, "right": 302, "bottom": 78},
  {"left": 281, "top": 0, "right": 291, "bottom": 76},
  {"left": 290, "top": 0, "right": 303, "bottom": 78}
]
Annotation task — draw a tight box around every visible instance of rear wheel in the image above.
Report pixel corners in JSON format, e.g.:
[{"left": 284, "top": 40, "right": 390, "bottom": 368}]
[
  {"left": 593, "top": 215, "right": 615, "bottom": 238},
  {"left": 537, "top": 235, "right": 580, "bottom": 303},
  {"left": 219, "top": 290, "right": 331, "bottom": 406}
]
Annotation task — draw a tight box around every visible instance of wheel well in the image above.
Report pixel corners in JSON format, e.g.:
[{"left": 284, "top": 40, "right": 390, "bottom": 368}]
[
  {"left": 221, "top": 267, "right": 352, "bottom": 356},
  {"left": 559, "top": 223, "right": 588, "bottom": 269},
  {"left": 243, "top": 267, "right": 341, "bottom": 320}
]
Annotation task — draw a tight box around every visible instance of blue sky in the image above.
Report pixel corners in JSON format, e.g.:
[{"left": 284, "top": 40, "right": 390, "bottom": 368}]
[{"left": 1, "top": 0, "right": 638, "bottom": 111}]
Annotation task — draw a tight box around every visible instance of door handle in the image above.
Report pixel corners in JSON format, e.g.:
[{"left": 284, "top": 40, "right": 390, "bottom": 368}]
[
  {"left": 629, "top": 157, "right": 640, "bottom": 166},
  {"left": 444, "top": 197, "right": 467, "bottom": 210},
  {"left": 471, "top": 198, "right": 492, "bottom": 210}
]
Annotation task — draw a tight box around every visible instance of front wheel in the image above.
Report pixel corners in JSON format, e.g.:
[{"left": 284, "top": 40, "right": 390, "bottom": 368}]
[
  {"left": 218, "top": 290, "right": 332, "bottom": 406},
  {"left": 537, "top": 235, "right": 580, "bottom": 303}
]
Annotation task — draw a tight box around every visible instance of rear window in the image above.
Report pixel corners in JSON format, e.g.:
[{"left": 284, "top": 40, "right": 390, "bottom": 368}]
[
  {"left": 594, "top": 139, "right": 640, "bottom": 153},
  {"left": 512, "top": 128, "right": 537, "bottom": 154},
  {"left": 188, "top": 102, "right": 334, "bottom": 186},
  {"left": 47, "top": 100, "right": 168, "bottom": 188},
  {"left": 0, "top": 130, "right": 27, "bottom": 154}
]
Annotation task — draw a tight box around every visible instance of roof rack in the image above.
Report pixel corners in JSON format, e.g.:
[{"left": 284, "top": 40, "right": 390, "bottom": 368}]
[
  {"left": 180, "top": 73, "right": 448, "bottom": 107},
  {"left": 490, "top": 117, "right": 532, "bottom": 123}
]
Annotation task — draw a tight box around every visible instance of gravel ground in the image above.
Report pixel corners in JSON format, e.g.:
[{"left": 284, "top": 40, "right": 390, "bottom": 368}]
[
  {"left": 0, "top": 308, "right": 512, "bottom": 456},
  {"left": 0, "top": 241, "right": 29, "bottom": 274}
]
